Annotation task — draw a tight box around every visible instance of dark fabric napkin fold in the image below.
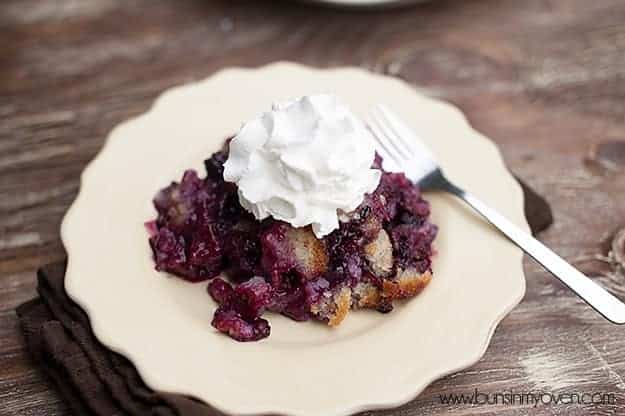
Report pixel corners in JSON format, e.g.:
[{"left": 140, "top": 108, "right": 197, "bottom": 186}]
[
  {"left": 16, "top": 178, "right": 552, "bottom": 416},
  {"left": 17, "top": 261, "right": 215, "bottom": 416}
]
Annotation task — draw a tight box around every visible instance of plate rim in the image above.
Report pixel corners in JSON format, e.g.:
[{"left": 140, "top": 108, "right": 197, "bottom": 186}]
[{"left": 294, "top": 0, "right": 428, "bottom": 9}]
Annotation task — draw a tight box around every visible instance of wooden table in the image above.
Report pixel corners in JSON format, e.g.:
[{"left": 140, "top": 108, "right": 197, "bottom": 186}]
[{"left": 2, "top": 0, "right": 625, "bottom": 414}]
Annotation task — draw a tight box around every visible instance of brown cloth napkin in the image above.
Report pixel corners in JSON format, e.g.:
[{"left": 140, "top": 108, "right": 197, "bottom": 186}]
[
  {"left": 17, "top": 261, "right": 215, "bottom": 416},
  {"left": 16, "top": 179, "right": 552, "bottom": 416}
]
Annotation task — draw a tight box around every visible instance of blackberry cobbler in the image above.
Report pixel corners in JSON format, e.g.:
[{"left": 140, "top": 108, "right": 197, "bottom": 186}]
[{"left": 148, "top": 143, "right": 437, "bottom": 342}]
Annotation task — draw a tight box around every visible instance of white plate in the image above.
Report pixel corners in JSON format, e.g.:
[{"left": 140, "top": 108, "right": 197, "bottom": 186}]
[
  {"left": 62, "top": 63, "right": 528, "bottom": 416},
  {"left": 297, "top": 0, "right": 427, "bottom": 8}
]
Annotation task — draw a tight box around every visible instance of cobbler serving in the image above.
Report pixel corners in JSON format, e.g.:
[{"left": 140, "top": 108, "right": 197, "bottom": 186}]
[{"left": 147, "top": 95, "right": 437, "bottom": 342}]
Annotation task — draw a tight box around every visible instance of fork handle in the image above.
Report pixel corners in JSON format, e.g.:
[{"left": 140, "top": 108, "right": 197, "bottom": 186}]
[{"left": 443, "top": 179, "right": 625, "bottom": 324}]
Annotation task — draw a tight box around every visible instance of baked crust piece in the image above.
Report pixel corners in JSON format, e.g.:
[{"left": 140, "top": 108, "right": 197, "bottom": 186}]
[
  {"left": 364, "top": 229, "right": 393, "bottom": 277},
  {"left": 311, "top": 268, "right": 432, "bottom": 325},
  {"left": 287, "top": 227, "right": 328, "bottom": 279}
]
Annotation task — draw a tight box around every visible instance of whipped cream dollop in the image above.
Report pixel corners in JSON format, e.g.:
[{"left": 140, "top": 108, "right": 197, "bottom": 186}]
[{"left": 223, "top": 94, "right": 381, "bottom": 238}]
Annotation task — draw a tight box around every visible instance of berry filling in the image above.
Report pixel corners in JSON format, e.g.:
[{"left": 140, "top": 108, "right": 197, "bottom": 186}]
[{"left": 149, "top": 141, "right": 437, "bottom": 341}]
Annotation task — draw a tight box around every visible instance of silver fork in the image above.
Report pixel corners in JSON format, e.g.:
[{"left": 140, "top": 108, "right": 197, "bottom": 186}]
[{"left": 367, "top": 105, "right": 625, "bottom": 324}]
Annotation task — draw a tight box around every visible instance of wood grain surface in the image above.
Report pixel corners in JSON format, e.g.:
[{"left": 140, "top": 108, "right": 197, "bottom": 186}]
[{"left": 1, "top": 0, "right": 625, "bottom": 415}]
